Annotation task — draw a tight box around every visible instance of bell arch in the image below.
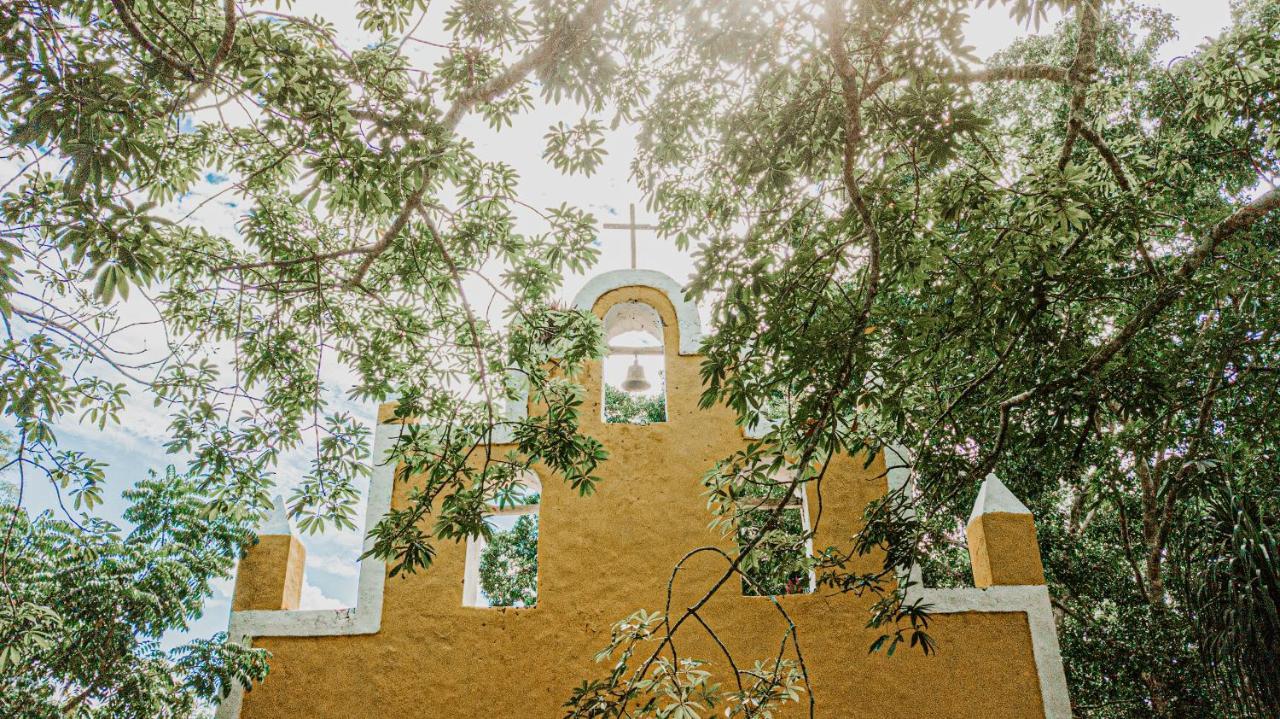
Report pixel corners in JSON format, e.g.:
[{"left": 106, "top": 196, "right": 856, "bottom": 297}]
[
  {"left": 576, "top": 271, "right": 700, "bottom": 426},
  {"left": 572, "top": 269, "right": 702, "bottom": 355},
  {"left": 598, "top": 298, "right": 667, "bottom": 424},
  {"left": 601, "top": 301, "right": 663, "bottom": 349}
]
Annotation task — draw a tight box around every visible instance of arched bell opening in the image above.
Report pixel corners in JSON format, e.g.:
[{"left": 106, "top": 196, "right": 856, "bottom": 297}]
[{"left": 600, "top": 301, "right": 667, "bottom": 424}]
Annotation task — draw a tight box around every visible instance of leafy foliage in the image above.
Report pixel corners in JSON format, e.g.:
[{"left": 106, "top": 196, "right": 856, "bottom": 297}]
[
  {"left": 0, "top": 467, "right": 268, "bottom": 717},
  {"left": 2, "top": 0, "right": 1279, "bottom": 716},
  {"left": 705, "top": 463, "right": 813, "bottom": 597},
  {"left": 478, "top": 511, "right": 539, "bottom": 607},
  {"left": 1174, "top": 479, "right": 1280, "bottom": 715},
  {"left": 1, "top": 0, "right": 617, "bottom": 708},
  {"left": 735, "top": 505, "right": 810, "bottom": 597},
  {"left": 613, "top": 0, "right": 1280, "bottom": 714},
  {"left": 602, "top": 383, "right": 666, "bottom": 424},
  {"left": 565, "top": 609, "right": 807, "bottom": 718}
]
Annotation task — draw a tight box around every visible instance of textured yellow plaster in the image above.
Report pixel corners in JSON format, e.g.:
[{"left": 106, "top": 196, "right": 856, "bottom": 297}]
[
  {"left": 376, "top": 402, "right": 400, "bottom": 425},
  {"left": 236, "top": 285, "right": 1048, "bottom": 718},
  {"left": 967, "top": 512, "right": 1047, "bottom": 588},
  {"left": 233, "top": 535, "right": 305, "bottom": 611}
]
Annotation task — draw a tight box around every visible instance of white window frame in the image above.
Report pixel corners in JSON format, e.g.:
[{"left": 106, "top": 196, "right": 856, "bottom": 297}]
[
  {"left": 735, "top": 477, "right": 817, "bottom": 596},
  {"left": 462, "top": 475, "right": 541, "bottom": 608}
]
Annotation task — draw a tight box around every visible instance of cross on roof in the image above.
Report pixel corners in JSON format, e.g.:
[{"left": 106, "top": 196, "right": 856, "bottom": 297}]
[{"left": 602, "top": 203, "right": 659, "bottom": 270}]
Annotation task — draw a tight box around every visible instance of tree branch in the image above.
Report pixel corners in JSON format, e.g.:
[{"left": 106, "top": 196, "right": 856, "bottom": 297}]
[
  {"left": 108, "top": 0, "right": 197, "bottom": 80},
  {"left": 212, "top": 244, "right": 377, "bottom": 273},
  {"left": 946, "top": 64, "right": 1070, "bottom": 84},
  {"left": 825, "top": 0, "right": 881, "bottom": 338},
  {"left": 979, "top": 187, "right": 1280, "bottom": 474},
  {"left": 347, "top": 0, "right": 612, "bottom": 286},
  {"left": 1075, "top": 124, "right": 1161, "bottom": 274},
  {"left": 442, "top": 0, "right": 610, "bottom": 128},
  {"left": 1077, "top": 124, "right": 1131, "bottom": 192},
  {"left": 1058, "top": 0, "right": 1101, "bottom": 170},
  {"left": 1076, "top": 187, "right": 1280, "bottom": 378},
  {"left": 420, "top": 207, "right": 496, "bottom": 429},
  {"left": 207, "top": 0, "right": 238, "bottom": 74}
]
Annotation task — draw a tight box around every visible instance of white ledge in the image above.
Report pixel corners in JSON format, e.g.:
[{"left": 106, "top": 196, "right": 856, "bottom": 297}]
[
  {"left": 216, "top": 429, "right": 1066, "bottom": 719},
  {"left": 887, "top": 444, "right": 1069, "bottom": 719},
  {"left": 215, "top": 422, "right": 398, "bottom": 719}
]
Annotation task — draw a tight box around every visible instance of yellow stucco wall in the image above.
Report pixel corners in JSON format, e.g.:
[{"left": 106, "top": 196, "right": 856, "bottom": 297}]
[
  {"left": 967, "top": 512, "right": 1047, "bottom": 588},
  {"left": 236, "top": 285, "right": 1047, "bottom": 718},
  {"left": 233, "top": 535, "right": 305, "bottom": 612}
]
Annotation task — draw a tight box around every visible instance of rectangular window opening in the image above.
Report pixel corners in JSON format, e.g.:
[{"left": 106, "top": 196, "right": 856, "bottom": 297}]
[
  {"left": 463, "top": 495, "right": 539, "bottom": 608},
  {"left": 736, "top": 484, "right": 816, "bottom": 597},
  {"left": 602, "top": 351, "right": 667, "bottom": 425}
]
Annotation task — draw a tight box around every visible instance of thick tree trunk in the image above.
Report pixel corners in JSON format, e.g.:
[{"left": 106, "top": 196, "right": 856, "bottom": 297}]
[{"left": 1142, "top": 671, "right": 1173, "bottom": 716}]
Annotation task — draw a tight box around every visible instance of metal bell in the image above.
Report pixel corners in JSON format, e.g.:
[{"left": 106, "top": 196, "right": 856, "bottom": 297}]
[{"left": 621, "top": 357, "right": 651, "bottom": 392}]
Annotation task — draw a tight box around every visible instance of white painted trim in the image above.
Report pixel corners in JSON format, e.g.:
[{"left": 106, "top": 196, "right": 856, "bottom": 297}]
[
  {"left": 461, "top": 530, "right": 484, "bottom": 607},
  {"left": 602, "top": 301, "right": 664, "bottom": 347},
  {"left": 884, "top": 444, "right": 924, "bottom": 589},
  {"left": 572, "top": 269, "right": 703, "bottom": 355},
  {"left": 886, "top": 444, "right": 1070, "bottom": 719},
  {"left": 742, "top": 415, "right": 778, "bottom": 439},
  {"left": 216, "top": 431, "right": 1068, "bottom": 718},
  {"left": 215, "top": 421, "right": 399, "bottom": 719},
  {"left": 968, "top": 472, "right": 1033, "bottom": 525},
  {"left": 798, "top": 477, "right": 818, "bottom": 594},
  {"left": 492, "top": 370, "right": 528, "bottom": 445},
  {"left": 912, "top": 586, "right": 1072, "bottom": 719},
  {"left": 255, "top": 494, "right": 291, "bottom": 536}
]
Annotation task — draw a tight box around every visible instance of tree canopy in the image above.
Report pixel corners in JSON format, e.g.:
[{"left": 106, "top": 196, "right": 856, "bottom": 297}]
[
  {"left": 602, "top": 384, "right": 666, "bottom": 425},
  {"left": 478, "top": 512, "right": 539, "bottom": 607},
  {"left": 2, "top": 0, "right": 1279, "bottom": 717},
  {"left": 0, "top": 467, "right": 267, "bottom": 717},
  {"left": 615, "top": 0, "right": 1280, "bottom": 714}
]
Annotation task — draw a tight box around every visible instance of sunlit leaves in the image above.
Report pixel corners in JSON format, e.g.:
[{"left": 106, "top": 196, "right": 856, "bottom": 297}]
[
  {"left": 2, "top": 0, "right": 1275, "bottom": 716},
  {"left": 0, "top": 0, "right": 621, "bottom": 714},
  {"left": 287, "top": 413, "right": 371, "bottom": 534},
  {"left": 357, "top": 0, "right": 431, "bottom": 37},
  {"left": 566, "top": 609, "right": 808, "bottom": 718},
  {"left": 0, "top": 468, "right": 268, "bottom": 715},
  {"left": 444, "top": 0, "right": 530, "bottom": 49},
  {"left": 543, "top": 119, "right": 608, "bottom": 176},
  {"left": 621, "top": 0, "right": 1279, "bottom": 714}
]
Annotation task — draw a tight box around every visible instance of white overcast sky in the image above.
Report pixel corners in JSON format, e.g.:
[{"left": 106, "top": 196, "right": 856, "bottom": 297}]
[{"left": 0, "top": 1, "right": 1237, "bottom": 642}]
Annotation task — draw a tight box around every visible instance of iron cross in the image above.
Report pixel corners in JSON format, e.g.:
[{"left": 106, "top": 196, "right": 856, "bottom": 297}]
[{"left": 602, "top": 203, "right": 659, "bottom": 269}]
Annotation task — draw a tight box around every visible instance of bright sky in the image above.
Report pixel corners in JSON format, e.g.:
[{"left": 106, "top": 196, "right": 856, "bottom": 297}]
[{"left": 0, "top": 1, "right": 1236, "bottom": 646}]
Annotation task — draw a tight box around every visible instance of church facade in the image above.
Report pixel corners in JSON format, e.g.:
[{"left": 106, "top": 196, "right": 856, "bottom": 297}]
[{"left": 217, "top": 269, "right": 1070, "bottom": 718}]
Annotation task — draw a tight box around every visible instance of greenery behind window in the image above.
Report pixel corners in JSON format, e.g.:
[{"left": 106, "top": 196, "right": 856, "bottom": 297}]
[
  {"left": 477, "top": 494, "right": 540, "bottom": 608},
  {"left": 738, "top": 506, "right": 811, "bottom": 596},
  {"left": 602, "top": 383, "right": 667, "bottom": 425}
]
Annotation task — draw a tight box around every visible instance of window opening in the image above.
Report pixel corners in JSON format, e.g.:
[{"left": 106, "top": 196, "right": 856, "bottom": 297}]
[
  {"left": 736, "top": 471, "right": 815, "bottom": 596},
  {"left": 601, "top": 302, "right": 666, "bottom": 424},
  {"left": 463, "top": 473, "right": 540, "bottom": 607}
]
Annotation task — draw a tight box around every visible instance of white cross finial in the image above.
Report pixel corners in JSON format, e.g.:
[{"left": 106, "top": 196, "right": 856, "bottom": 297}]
[{"left": 602, "top": 202, "right": 659, "bottom": 269}]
